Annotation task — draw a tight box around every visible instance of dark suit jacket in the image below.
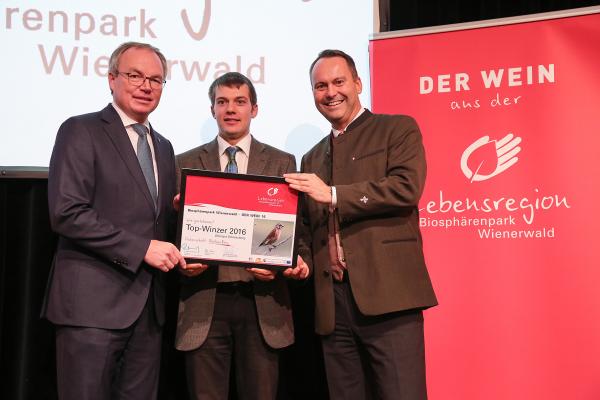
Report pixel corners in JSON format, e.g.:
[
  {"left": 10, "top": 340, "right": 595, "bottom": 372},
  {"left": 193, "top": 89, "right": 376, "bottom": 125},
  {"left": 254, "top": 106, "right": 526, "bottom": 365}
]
[
  {"left": 42, "top": 104, "right": 177, "bottom": 329},
  {"left": 174, "top": 137, "right": 297, "bottom": 350},
  {"left": 300, "top": 110, "right": 438, "bottom": 335}
]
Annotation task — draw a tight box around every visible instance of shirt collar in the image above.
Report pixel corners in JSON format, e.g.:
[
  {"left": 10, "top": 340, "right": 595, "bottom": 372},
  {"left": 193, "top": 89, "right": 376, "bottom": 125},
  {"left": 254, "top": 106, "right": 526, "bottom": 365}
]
[
  {"left": 217, "top": 133, "right": 252, "bottom": 157},
  {"left": 112, "top": 102, "right": 150, "bottom": 131},
  {"left": 332, "top": 107, "right": 366, "bottom": 137}
]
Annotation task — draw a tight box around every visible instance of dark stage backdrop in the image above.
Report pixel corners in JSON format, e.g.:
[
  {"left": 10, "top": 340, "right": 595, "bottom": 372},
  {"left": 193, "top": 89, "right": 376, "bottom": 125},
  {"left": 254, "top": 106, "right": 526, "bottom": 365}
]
[
  {"left": 384, "top": 0, "right": 600, "bottom": 31},
  {"left": 0, "top": 171, "right": 57, "bottom": 399},
  {"left": 0, "top": 171, "right": 325, "bottom": 400},
  {"left": 2, "top": 1, "right": 599, "bottom": 399}
]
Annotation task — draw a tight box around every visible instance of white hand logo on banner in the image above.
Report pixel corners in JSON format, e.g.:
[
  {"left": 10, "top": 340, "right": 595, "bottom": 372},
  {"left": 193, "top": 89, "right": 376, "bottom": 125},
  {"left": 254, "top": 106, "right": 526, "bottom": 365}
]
[{"left": 461, "top": 133, "right": 522, "bottom": 182}]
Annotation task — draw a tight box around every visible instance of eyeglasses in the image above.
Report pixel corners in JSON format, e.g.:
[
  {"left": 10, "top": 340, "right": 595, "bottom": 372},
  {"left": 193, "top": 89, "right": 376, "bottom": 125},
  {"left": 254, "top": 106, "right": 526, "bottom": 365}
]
[{"left": 116, "top": 71, "right": 166, "bottom": 89}]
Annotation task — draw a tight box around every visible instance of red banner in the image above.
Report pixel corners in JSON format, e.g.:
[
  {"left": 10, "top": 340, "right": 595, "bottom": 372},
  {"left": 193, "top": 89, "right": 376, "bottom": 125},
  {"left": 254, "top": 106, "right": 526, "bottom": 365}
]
[{"left": 371, "top": 10, "right": 600, "bottom": 400}]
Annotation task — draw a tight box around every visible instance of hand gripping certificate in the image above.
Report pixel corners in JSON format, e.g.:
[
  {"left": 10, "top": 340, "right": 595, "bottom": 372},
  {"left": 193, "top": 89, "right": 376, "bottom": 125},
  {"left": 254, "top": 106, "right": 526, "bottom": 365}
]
[{"left": 176, "top": 169, "right": 300, "bottom": 268}]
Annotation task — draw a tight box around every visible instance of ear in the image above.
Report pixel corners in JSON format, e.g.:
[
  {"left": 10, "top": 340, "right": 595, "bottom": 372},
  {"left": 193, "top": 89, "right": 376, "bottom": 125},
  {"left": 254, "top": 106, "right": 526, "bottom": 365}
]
[
  {"left": 108, "top": 72, "right": 116, "bottom": 94},
  {"left": 355, "top": 76, "right": 363, "bottom": 95},
  {"left": 251, "top": 103, "right": 258, "bottom": 119},
  {"left": 211, "top": 106, "right": 216, "bottom": 118}
]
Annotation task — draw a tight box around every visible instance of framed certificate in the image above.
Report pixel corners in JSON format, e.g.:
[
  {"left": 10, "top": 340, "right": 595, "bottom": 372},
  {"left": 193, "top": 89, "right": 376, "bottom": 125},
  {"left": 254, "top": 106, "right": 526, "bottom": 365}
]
[{"left": 176, "top": 169, "right": 299, "bottom": 269}]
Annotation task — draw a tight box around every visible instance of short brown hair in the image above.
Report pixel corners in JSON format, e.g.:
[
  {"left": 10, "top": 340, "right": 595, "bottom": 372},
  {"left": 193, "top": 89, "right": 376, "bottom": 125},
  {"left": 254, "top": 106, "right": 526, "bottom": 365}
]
[
  {"left": 208, "top": 72, "right": 257, "bottom": 106},
  {"left": 309, "top": 49, "right": 359, "bottom": 81}
]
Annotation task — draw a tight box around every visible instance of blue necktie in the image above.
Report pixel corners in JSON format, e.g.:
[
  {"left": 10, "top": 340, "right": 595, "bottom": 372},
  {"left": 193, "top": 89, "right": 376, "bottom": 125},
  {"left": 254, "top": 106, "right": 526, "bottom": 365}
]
[
  {"left": 225, "top": 146, "right": 240, "bottom": 173},
  {"left": 220, "top": 146, "right": 250, "bottom": 283},
  {"left": 132, "top": 123, "right": 158, "bottom": 209}
]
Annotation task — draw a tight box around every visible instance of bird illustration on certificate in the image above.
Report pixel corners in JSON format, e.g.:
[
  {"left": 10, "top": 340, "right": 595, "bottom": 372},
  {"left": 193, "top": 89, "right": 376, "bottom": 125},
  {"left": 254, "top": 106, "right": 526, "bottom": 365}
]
[{"left": 176, "top": 169, "right": 300, "bottom": 269}]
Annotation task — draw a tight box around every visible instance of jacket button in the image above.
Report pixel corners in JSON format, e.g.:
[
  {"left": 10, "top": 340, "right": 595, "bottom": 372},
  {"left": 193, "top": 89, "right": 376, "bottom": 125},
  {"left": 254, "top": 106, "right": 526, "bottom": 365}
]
[
  {"left": 323, "top": 270, "right": 330, "bottom": 277},
  {"left": 321, "top": 239, "right": 327, "bottom": 246}
]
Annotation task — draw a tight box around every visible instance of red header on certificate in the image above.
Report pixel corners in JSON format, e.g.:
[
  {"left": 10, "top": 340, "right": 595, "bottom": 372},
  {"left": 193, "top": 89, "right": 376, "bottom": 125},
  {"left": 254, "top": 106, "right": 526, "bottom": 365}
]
[{"left": 185, "top": 175, "right": 297, "bottom": 214}]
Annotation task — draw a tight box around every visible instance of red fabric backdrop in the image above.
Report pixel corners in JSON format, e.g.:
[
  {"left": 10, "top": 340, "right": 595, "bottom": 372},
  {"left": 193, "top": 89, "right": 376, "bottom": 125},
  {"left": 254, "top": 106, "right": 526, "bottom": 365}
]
[{"left": 370, "top": 11, "right": 600, "bottom": 400}]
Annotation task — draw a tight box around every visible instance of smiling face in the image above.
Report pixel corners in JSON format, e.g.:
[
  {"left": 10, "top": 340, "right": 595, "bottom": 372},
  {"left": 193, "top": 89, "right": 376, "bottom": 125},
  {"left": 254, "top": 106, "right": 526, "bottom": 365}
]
[
  {"left": 108, "top": 47, "right": 165, "bottom": 122},
  {"left": 311, "top": 56, "right": 362, "bottom": 131},
  {"left": 211, "top": 83, "right": 258, "bottom": 144}
]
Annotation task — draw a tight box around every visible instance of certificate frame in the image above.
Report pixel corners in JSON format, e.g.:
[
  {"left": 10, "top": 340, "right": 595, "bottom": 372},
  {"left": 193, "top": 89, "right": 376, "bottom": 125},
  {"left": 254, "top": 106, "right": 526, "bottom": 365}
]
[{"left": 176, "top": 168, "right": 299, "bottom": 269}]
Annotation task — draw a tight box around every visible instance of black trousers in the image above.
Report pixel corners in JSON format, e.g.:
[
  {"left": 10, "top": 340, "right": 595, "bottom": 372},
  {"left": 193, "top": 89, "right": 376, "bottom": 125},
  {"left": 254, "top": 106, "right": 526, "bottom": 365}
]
[
  {"left": 55, "top": 292, "right": 162, "bottom": 400},
  {"left": 185, "top": 283, "right": 279, "bottom": 400},
  {"left": 321, "top": 280, "right": 428, "bottom": 400}
]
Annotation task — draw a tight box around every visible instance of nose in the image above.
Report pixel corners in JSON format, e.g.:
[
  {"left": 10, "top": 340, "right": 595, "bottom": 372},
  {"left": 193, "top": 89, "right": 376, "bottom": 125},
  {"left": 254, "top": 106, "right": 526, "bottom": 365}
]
[
  {"left": 325, "top": 84, "right": 337, "bottom": 98},
  {"left": 139, "top": 77, "right": 152, "bottom": 91}
]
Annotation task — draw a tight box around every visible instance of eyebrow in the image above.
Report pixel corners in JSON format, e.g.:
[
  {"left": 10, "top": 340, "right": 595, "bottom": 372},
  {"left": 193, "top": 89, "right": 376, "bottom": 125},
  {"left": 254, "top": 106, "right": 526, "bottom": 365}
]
[
  {"left": 129, "top": 68, "right": 163, "bottom": 79},
  {"left": 313, "top": 75, "right": 345, "bottom": 86},
  {"left": 216, "top": 96, "right": 249, "bottom": 101}
]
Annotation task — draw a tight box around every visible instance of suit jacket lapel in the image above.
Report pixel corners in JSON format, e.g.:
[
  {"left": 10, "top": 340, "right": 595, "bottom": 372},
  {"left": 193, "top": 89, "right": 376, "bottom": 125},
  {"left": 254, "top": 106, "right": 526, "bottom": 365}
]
[
  {"left": 199, "top": 139, "right": 222, "bottom": 172},
  {"left": 200, "top": 136, "right": 266, "bottom": 174},
  {"left": 247, "top": 137, "right": 267, "bottom": 175},
  {"left": 101, "top": 105, "right": 156, "bottom": 214},
  {"left": 312, "top": 136, "right": 332, "bottom": 219},
  {"left": 150, "top": 124, "right": 167, "bottom": 217},
  {"left": 316, "top": 136, "right": 331, "bottom": 185}
]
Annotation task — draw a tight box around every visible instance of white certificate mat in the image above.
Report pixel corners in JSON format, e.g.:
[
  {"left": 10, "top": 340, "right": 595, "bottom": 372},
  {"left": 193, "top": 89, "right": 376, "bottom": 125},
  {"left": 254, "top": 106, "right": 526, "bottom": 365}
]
[{"left": 176, "top": 169, "right": 299, "bottom": 268}]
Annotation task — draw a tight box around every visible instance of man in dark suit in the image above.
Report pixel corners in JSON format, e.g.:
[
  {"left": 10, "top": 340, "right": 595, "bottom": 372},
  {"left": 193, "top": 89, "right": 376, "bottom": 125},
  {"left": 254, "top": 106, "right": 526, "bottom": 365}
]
[
  {"left": 43, "top": 42, "right": 186, "bottom": 400},
  {"left": 285, "top": 50, "right": 438, "bottom": 399},
  {"left": 174, "top": 72, "right": 309, "bottom": 400}
]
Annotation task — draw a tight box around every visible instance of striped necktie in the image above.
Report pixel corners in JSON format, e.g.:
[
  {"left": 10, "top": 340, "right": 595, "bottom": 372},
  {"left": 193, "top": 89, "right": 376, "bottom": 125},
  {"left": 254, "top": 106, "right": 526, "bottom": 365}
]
[{"left": 224, "top": 146, "right": 240, "bottom": 173}]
